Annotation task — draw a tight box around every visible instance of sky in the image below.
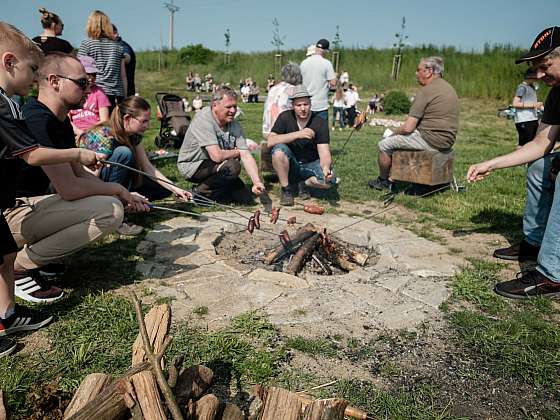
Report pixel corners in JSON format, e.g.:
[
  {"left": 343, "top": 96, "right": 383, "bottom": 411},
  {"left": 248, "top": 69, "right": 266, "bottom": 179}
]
[{"left": 4, "top": 0, "right": 560, "bottom": 53}]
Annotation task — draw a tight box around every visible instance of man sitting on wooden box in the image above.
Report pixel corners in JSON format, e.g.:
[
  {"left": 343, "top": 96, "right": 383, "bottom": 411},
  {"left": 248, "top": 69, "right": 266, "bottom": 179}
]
[
  {"left": 368, "top": 56, "right": 459, "bottom": 190},
  {"left": 268, "top": 86, "right": 335, "bottom": 206}
]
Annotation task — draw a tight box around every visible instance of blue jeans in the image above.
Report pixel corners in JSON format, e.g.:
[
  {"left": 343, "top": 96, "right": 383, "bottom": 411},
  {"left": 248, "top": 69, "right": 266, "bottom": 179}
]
[
  {"left": 271, "top": 144, "right": 335, "bottom": 186},
  {"left": 523, "top": 153, "right": 560, "bottom": 282},
  {"left": 312, "top": 109, "right": 329, "bottom": 124},
  {"left": 332, "top": 107, "right": 345, "bottom": 128},
  {"left": 100, "top": 145, "right": 171, "bottom": 201}
]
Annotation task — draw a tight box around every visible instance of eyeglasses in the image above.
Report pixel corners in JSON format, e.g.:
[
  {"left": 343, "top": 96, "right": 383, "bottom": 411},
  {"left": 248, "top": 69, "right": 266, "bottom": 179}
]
[{"left": 55, "top": 75, "right": 89, "bottom": 90}]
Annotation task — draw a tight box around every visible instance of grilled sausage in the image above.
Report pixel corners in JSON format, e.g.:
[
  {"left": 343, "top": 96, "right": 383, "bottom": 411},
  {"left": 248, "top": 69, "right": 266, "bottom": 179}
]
[
  {"left": 253, "top": 210, "right": 261, "bottom": 229},
  {"left": 270, "top": 207, "right": 280, "bottom": 224},
  {"left": 247, "top": 216, "right": 255, "bottom": 233},
  {"left": 303, "top": 204, "right": 325, "bottom": 215}
]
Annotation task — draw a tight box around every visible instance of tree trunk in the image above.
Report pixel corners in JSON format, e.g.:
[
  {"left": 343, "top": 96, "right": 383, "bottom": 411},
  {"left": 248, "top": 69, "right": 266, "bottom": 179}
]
[
  {"left": 66, "top": 362, "right": 150, "bottom": 420},
  {"left": 174, "top": 365, "right": 214, "bottom": 407},
  {"left": 302, "top": 398, "right": 347, "bottom": 420},
  {"left": 189, "top": 394, "right": 220, "bottom": 420},
  {"left": 132, "top": 304, "right": 171, "bottom": 368},
  {"left": 286, "top": 233, "right": 320, "bottom": 275},
  {"left": 131, "top": 371, "right": 167, "bottom": 420},
  {"left": 64, "top": 373, "right": 112, "bottom": 419},
  {"left": 264, "top": 223, "right": 318, "bottom": 264},
  {"left": 260, "top": 386, "right": 303, "bottom": 420}
]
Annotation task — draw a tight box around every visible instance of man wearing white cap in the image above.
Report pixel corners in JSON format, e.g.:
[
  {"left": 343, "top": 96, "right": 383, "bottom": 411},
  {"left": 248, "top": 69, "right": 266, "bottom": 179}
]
[
  {"left": 268, "top": 85, "right": 334, "bottom": 206},
  {"left": 300, "top": 38, "right": 337, "bottom": 123}
]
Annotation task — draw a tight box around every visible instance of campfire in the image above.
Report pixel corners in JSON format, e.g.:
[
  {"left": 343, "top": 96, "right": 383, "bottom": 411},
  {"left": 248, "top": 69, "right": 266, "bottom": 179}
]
[{"left": 262, "top": 223, "right": 369, "bottom": 276}]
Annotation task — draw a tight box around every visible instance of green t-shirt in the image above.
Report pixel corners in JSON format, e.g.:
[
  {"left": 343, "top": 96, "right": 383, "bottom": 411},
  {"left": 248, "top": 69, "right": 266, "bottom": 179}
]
[
  {"left": 177, "top": 106, "right": 247, "bottom": 179},
  {"left": 409, "top": 78, "right": 459, "bottom": 150}
]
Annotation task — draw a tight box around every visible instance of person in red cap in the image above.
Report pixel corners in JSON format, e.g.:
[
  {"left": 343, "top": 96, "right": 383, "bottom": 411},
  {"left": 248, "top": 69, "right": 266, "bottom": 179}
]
[{"left": 467, "top": 27, "right": 560, "bottom": 299}]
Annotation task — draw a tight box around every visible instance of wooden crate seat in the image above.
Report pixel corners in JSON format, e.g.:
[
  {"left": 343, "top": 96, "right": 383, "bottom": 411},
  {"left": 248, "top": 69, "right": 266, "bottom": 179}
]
[{"left": 390, "top": 149, "right": 454, "bottom": 186}]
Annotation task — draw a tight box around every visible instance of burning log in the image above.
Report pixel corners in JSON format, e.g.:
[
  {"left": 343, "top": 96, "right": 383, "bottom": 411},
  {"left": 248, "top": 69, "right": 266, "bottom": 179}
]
[
  {"left": 286, "top": 233, "right": 320, "bottom": 275},
  {"left": 264, "top": 223, "right": 318, "bottom": 264}
]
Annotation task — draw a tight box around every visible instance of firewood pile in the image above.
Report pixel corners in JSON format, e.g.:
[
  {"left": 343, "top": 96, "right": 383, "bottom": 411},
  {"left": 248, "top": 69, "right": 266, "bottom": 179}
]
[
  {"left": 263, "top": 223, "right": 369, "bottom": 276},
  {"left": 52, "top": 295, "right": 369, "bottom": 420}
]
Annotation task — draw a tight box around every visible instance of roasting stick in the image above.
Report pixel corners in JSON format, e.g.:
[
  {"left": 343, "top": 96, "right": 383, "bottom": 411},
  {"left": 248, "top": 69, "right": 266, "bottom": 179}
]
[
  {"left": 150, "top": 205, "right": 280, "bottom": 238},
  {"left": 101, "top": 159, "right": 295, "bottom": 226}
]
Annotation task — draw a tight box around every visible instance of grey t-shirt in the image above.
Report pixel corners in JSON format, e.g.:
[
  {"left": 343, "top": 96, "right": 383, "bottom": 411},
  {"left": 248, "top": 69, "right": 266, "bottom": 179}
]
[
  {"left": 514, "top": 82, "right": 539, "bottom": 123},
  {"left": 300, "top": 55, "right": 336, "bottom": 112},
  {"left": 177, "top": 106, "right": 247, "bottom": 179}
]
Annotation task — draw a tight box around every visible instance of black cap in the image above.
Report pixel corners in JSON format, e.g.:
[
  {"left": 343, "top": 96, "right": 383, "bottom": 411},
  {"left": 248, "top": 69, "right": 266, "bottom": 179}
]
[
  {"left": 516, "top": 27, "right": 560, "bottom": 64},
  {"left": 316, "top": 39, "right": 330, "bottom": 51}
]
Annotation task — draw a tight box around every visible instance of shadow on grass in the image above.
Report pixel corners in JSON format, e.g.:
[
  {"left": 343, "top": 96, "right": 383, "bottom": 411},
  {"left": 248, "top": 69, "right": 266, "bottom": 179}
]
[{"left": 450, "top": 208, "right": 524, "bottom": 241}]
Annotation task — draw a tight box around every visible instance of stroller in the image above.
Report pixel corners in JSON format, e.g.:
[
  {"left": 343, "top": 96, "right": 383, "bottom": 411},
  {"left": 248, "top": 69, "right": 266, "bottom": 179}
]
[{"left": 154, "top": 92, "right": 191, "bottom": 149}]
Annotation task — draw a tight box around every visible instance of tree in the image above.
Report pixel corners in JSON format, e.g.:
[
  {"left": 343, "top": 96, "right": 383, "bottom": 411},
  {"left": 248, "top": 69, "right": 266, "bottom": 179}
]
[
  {"left": 224, "top": 28, "right": 231, "bottom": 52},
  {"left": 393, "top": 16, "right": 408, "bottom": 56},
  {"left": 271, "top": 18, "right": 285, "bottom": 53},
  {"left": 332, "top": 25, "right": 342, "bottom": 51}
]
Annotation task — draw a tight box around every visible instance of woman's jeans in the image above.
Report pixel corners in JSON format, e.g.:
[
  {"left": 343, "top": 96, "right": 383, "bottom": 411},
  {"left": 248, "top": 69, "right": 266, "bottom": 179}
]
[{"left": 99, "top": 146, "right": 171, "bottom": 201}]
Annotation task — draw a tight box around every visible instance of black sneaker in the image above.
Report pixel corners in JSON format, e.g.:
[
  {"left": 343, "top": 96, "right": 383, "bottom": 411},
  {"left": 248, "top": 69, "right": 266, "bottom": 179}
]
[
  {"left": 280, "top": 186, "right": 294, "bottom": 206},
  {"left": 38, "top": 263, "right": 66, "bottom": 277},
  {"left": 298, "top": 181, "right": 311, "bottom": 200},
  {"left": 494, "top": 270, "right": 560, "bottom": 299},
  {"left": 0, "top": 304, "right": 53, "bottom": 336},
  {"left": 368, "top": 177, "right": 393, "bottom": 191},
  {"left": 493, "top": 239, "right": 540, "bottom": 262},
  {"left": 14, "top": 270, "right": 64, "bottom": 304},
  {"left": 0, "top": 337, "right": 17, "bottom": 358}
]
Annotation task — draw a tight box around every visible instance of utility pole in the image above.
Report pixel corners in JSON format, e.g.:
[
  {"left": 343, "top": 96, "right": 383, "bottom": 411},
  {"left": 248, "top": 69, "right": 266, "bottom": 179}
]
[{"left": 163, "top": 0, "right": 180, "bottom": 50}]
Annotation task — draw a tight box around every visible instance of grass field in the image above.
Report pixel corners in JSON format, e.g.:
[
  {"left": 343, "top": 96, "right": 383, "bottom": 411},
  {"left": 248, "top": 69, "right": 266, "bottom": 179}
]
[{"left": 0, "top": 67, "right": 558, "bottom": 418}]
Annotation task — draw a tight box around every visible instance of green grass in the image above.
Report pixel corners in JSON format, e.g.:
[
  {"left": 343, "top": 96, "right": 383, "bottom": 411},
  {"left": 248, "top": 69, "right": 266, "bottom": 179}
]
[
  {"left": 448, "top": 259, "right": 560, "bottom": 394},
  {"left": 284, "top": 336, "right": 338, "bottom": 358}
]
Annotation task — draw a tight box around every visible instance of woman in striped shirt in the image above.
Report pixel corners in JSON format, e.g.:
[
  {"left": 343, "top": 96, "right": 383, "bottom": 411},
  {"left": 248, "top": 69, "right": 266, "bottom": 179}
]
[{"left": 78, "top": 10, "right": 126, "bottom": 112}]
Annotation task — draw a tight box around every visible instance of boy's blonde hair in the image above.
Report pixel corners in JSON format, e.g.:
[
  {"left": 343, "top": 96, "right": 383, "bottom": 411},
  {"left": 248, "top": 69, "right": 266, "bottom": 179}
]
[
  {"left": 0, "top": 21, "right": 43, "bottom": 61},
  {"left": 85, "top": 10, "right": 114, "bottom": 40}
]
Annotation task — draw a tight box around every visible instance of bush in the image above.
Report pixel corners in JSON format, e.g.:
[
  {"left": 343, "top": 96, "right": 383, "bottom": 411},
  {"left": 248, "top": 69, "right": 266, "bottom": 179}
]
[
  {"left": 178, "top": 44, "right": 215, "bottom": 65},
  {"left": 383, "top": 90, "right": 411, "bottom": 115}
]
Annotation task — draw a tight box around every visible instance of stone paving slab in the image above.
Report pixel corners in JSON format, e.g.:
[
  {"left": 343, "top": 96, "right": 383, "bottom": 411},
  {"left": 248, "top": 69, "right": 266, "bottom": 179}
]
[{"left": 135, "top": 210, "right": 463, "bottom": 336}]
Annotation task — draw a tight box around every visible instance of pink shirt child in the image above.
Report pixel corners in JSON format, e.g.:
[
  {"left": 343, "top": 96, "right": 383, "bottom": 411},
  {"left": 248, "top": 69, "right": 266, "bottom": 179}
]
[{"left": 69, "top": 85, "right": 111, "bottom": 131}]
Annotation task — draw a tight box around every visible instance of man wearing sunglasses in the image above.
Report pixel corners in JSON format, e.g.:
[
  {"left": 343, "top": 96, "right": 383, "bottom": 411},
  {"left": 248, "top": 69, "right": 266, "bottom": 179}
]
[{"left": 3, "top": 52, "right": 148, "bottom": 304}]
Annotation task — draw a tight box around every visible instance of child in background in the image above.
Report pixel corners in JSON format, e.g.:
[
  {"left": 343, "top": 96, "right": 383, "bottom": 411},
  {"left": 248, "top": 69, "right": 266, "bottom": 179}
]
[
  {"left": 512, "top": 68, "right": 543, "bottom": 148},
  {"left": 69, "top": 55, "right": 111, "bottom": 137}
]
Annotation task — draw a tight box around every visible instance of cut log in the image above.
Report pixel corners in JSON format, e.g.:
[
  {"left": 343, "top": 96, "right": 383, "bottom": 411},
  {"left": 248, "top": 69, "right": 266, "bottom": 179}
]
[
  {"left": 260, "top": 386, "right": 303, "bottom": 420},
  {"left": 168, "top": 355, "right": 184, "bottom": 389},
  {"left": 390, "top": 149, "right": 454, "bottom": 186},
  {"left": 174, "top": 365, "right": 214, "bottom": 407},
  {"left": 286, "top": 233, "right": 320, "bottom": 275},
  {"left": 132, "top": 304, "right": 171, "bottom": 368},
  {"left": 66, "top": 362, "right": 149, "bottom": 420},
  {"left": 329, "top": 238, "right": 368, "bottom": 266},
  {"left": 302, "top": 398, "right": 348, "bottom": 420},
  {"left": 221, "top": 403, "right": 244, "bottom": 420},
  {"left": 0, "top": 390, "right": 6, "bottom": 420},
  {"left": 320, "top": 238, "right": 358, "bottom": 272},
  {"left": 264, "top": 223, "right": 318, "bottom": 264},
  {"left": 189, "top": 394, "right": 220, "bottom": 420},
  {"left": 64, "top": 373, "right": 112, "bottom": 419},
  {"left": 131, "top": 371, "right": 167, "bottom": 420}
]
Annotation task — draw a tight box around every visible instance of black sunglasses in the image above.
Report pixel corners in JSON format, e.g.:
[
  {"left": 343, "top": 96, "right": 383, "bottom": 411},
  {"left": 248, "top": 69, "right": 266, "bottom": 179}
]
[{"left": 55, "top": 75, "right": 89, "bottom": 90}]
